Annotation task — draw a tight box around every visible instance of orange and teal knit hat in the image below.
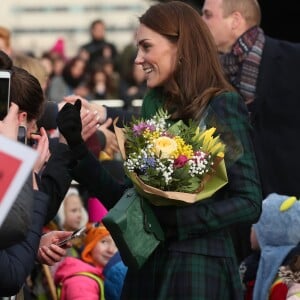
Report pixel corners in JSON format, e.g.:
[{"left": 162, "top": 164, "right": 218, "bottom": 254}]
[{"left": 81, "top": 222, "right": 110, "bottom": 265}]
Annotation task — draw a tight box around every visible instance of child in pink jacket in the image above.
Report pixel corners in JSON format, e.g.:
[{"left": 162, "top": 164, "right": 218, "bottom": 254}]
[{"left": 54, "top": 222, "right": 117, "bottom": 300}]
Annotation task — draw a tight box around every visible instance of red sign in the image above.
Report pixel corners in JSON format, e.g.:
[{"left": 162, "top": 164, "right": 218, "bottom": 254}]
[{"left": 0, "top": 151, "right": 22, "bottom": 201}]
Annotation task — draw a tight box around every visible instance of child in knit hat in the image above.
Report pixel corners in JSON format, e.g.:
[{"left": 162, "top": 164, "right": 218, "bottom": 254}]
[
  {"left": 54, "top": 221, "right": 117, "bottom": 299},
  {"left": 239, "top": 193, "right": 300, "bottom": 300},
  {"left": 54, "top": 197, "right": 127, "bottom": 300},
  {"left": 87, "top": 197, "right": 128, "bottom": 300}
]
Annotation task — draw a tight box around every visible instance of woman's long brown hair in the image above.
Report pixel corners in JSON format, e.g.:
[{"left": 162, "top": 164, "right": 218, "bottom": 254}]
[{"left": 139, "top": 1, "right": 234, "bottom": 121}]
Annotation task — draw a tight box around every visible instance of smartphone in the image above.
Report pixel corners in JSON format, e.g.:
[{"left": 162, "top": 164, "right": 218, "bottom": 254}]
[
  {"left": 17, "top": 125, "right": 27, "bottom": 144},
  {"left": 0, "top": 70, "right": 11, "bottom": 120},
  {"left": 56, "top": 227, "right": 87, "bottom": 247}
]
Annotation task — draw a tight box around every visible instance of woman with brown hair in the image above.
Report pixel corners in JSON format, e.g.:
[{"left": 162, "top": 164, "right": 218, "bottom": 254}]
[{"left": 56, "top": 1, "right": 262, "bottom": 299}]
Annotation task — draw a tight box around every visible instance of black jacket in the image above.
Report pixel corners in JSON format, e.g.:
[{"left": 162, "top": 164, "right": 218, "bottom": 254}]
[
  {"left": 0, "top": 190, "right": 49, "bottom": 296},
  {"left": 251, "top": 36, "right": 300, "bottom": 197}
]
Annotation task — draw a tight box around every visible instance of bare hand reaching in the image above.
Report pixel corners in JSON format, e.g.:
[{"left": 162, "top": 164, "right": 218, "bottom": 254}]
[
  {"left": 37, "top": 231, "right": 73, "bottom": 266},
  {"left": 99, "top": 118, "right": 120, "bottom": 157},
  {"left": 31, "top": 127, "right": 50, "bottom": 174}
]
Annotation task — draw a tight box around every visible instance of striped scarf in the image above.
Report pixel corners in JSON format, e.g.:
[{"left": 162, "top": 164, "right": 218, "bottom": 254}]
[{"left": 220, "top": 26, "right": 265, "bottom": 105}]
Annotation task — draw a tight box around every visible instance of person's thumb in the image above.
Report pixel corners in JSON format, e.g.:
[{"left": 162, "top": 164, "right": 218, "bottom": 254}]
[
  {"left": 55, "top": 231, "right": 73, "bottom": 241},
  {"left": 101, "top": 117, "right": 113, "bottom": 128},
  {"left": 74, "top": 99, "right": 82, "bottom": 111}
]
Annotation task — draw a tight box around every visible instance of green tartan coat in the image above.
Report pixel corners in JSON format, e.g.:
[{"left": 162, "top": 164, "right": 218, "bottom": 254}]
[{"left": 72, "top": 90, "right": 262, "bottom": 300}]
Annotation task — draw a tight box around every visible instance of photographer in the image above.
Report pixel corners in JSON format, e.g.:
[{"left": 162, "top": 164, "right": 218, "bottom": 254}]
[{"left": 0, "top": 102, "right": 73, "bottom": 298}]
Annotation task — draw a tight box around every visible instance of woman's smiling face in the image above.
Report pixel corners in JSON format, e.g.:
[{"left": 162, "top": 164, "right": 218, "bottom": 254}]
[{"left": 135, "top": 24, "right": 178, "bottom": 88}]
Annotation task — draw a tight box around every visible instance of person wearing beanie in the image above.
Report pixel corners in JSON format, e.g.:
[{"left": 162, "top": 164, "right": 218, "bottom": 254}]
[
  {"left": 54, "top": 222, "right": 117, "bottom": 299},
  {"left": 239, "top": 193, "right": 300, "bottom": 300},
  {"left": 86, "top": 196, "right": 128, "bottom": 300}
]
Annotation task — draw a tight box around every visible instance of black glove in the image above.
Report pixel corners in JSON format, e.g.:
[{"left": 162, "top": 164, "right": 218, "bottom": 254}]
[{"left": 56, "top": 99, "right": 84, "bottom": 149}]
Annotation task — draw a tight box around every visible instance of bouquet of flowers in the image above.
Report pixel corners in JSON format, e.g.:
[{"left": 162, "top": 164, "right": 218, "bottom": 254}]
[{"left": 114, "top": 109, "right": 228, "bottom": 205}]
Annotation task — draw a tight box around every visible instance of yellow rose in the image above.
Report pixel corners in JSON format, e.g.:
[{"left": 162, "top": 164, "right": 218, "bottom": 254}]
[{"left": 154, "top": 136, "right": 177, "bottom": 159}]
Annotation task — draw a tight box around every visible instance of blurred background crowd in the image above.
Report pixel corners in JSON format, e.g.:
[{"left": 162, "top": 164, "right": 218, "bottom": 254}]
[
  {"left": 1, "top": 0, "right": 298, "bottom": 114},
  {"left": 0, "top": 0, "right": 298, "bottom": 59}
]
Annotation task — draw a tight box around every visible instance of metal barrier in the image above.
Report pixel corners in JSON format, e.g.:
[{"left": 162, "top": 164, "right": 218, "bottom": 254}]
[
  {"left": 90, "top": 99, "right": 125, "bottom": 108},
  {"left": 131, "top": 98, "right": 143, "bottom": 108}
]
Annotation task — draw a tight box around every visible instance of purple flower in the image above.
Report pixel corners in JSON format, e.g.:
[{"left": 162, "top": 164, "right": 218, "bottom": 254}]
[
  {"left": 145, "top": 157, "right": 156, "bottom": 167},
  {"left": 132, "top": 122, "right": 156, "bottom": 136},
  {"left": 140, "top": 157, "right": 156, "bottom": 173}
]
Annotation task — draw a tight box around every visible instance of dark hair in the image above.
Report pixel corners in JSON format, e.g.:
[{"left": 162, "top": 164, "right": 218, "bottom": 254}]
[
  {"left": 139, "top": 1, "right": 234, "bottom": 121},
  {"left": 0, "top": 50, "right": 45, "bottom": 121},
  {"left": 0, "top": 50, "right": 13, "bottom": 69},
  {"left": 11, "top": 66, "right": 45, "bottom": 121},
  {"left": 62, "top": 56, "right": 87, "bottom": 88},
  {"left": 86, "top": 66, "right": 110, "bottom": 94},
  {"left": 90, "top": 19, "right": 104, "bottom": 31}
]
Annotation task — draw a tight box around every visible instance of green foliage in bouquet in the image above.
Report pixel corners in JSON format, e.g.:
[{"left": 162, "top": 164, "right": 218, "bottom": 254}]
[{"left": 123, "top": 109, "right": 226, "bottom": 193}]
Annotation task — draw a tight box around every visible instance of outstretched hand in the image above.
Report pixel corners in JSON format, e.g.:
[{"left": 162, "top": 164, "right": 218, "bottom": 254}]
[
  {"left": 37, "top": 230, "right": 73, "bottom": 266},
  {"left": 56, "top": 99, "right": 84, "bottom": 149},
  {"left": 99, "top": 118, "right": 120, "bottom": 156},
  {"left": 31, "top": 127, "right": 50, "bottom": 174}
]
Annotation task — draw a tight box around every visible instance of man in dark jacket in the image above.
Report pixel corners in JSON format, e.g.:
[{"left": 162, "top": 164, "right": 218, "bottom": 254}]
[
  {"left": 79, "top": 19, "right": 118, "bottom": 72},
  {"left": 202, "top": 0, "right": 300, "bottom": 261},
  {"left": 202, "top": 0, "right": 300, "bottom": 201}
]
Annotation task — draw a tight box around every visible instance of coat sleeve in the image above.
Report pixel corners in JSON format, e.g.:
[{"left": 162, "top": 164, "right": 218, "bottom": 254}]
[
  {"left": 0, "top": 190, "right": 49, "bottom": 296},
  {"left": 40, "top": 143, "right": 73, "bottom": 224},
  {"left": 62, "top": 275, "right": 101, "bottom": 300},
  {"left": 71, "top": 150, "right": 129, "bottom": 210},
  {"left": 176, "top": 92, "right": 262, "bottom": 239},
  {"left": 0, "top": 176, "right": 33, "bottom": 248}
]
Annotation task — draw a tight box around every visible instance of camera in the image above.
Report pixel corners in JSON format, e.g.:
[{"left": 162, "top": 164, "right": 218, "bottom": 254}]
[
  {"left": 17, "top": 125, "right": 27, "bottom": 144},
  {"left": 56, "top": 227, "right": 87, "bottom": 247}
]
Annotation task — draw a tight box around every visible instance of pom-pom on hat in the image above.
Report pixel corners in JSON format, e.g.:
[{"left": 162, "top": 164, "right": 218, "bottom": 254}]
[
  {"left": 253, "top": 194, "right": 300, "bottom": 248},
  {"left": 87, "top": 197, "right": 108, "bottom": 223},
  {"left": 81, "top": 222, "right": 110, "bottom": 265},
  {"left": 253, "top": 193, "right": 300, "bottom": 300}
]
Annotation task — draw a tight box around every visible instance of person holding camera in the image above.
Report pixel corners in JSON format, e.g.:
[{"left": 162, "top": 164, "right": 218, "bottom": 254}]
[{"left": 0, "top": 100, "right": 74, "bottom": 299}]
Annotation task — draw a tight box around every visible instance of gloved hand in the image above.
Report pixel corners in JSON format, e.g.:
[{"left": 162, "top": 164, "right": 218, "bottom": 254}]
[{"left": 56, "top": 99, "right": 84, "bottom": 149}]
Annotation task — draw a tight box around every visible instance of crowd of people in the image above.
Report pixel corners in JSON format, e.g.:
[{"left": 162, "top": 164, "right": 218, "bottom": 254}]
[
  {"left": 1, "top": 0, "right": 300, "bottom": 299},
  {"left": 1, "top": 18, "right": 147, "bottom": 113}
]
